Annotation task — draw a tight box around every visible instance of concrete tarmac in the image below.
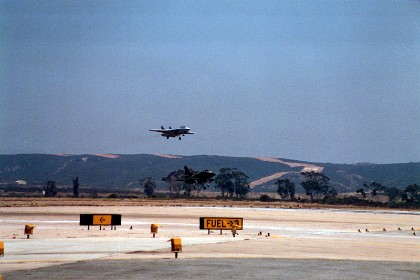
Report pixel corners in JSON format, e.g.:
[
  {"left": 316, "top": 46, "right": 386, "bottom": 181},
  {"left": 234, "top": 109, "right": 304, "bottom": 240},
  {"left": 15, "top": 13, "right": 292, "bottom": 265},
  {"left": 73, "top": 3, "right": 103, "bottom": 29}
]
[
  {"left": 0, "top": 204, "right": 419, "bottom": 279},
  {"left": 3, "top": 258, "right": 420, "bottom": 280}
]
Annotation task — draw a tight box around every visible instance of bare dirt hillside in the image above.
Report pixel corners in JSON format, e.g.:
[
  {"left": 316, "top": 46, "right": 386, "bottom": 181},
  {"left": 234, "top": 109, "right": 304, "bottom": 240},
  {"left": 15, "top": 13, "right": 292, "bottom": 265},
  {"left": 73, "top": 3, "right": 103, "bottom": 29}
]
[{"left": 249, "top": 157, "right": 324, "bottom": 188}]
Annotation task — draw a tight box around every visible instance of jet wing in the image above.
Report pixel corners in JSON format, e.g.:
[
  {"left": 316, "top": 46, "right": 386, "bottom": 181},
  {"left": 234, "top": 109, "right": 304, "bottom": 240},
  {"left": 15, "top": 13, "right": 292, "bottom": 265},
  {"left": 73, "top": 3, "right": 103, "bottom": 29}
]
[
  {"left": 174, "top": 129, "right": 194, "bottom": 134},
  {"left": 149, "top": 129, "right": 168, "bottom": 132},
  {"left": 166, "top": 128, "right": 194, "bottom": 135}
]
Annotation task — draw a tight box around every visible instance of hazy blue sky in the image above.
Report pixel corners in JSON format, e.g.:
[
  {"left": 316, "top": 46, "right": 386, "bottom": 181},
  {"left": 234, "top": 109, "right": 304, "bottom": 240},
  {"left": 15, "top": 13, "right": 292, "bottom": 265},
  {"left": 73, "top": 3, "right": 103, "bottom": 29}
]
[{"left": 1, "top": 0, "right": 419, "bottom": 163}]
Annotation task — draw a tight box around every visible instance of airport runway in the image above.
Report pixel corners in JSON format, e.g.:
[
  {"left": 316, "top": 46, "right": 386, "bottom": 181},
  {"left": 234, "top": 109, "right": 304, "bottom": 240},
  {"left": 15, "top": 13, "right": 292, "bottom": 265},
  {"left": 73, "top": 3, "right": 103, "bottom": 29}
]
[
  {"left": 0, "top": 205, "right": 419, "bottom": 279},
  {"left": 3, "top": 258, "right": 420, "bottom": 280}
]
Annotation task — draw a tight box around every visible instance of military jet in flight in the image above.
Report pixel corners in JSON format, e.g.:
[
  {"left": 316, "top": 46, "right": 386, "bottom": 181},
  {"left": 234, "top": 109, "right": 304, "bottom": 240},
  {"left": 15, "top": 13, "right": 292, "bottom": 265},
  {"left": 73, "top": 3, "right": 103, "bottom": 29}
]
[
  {"left": 177, "top": 166, "right": 216, "bottom": 185},
  {"left": 149, "top": 126, "right": 194, "bottom": 140}
]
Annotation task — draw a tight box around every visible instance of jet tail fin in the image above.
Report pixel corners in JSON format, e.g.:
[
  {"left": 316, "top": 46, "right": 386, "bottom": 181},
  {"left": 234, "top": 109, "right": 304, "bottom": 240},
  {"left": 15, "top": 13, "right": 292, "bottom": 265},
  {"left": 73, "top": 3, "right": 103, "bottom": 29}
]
[
  {"left": 161, "top": 126, "right": 165, "bottom": 129},
  {"left": 184, "top": 166, "right": 194, "bottom": 176}
]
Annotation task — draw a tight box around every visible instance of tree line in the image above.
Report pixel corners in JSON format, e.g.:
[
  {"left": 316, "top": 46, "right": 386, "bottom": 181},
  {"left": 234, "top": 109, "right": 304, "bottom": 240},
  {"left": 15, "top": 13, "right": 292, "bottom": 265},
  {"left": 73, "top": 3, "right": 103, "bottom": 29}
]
[
  {"left": 140, "top": 167, "right": 251, "bottom": 199},
  {"left": 34, "top": 168, "right": 419, "bottom": 207},
  {"left": 273, "top": 171, "right": 419, "bottom": 207}
]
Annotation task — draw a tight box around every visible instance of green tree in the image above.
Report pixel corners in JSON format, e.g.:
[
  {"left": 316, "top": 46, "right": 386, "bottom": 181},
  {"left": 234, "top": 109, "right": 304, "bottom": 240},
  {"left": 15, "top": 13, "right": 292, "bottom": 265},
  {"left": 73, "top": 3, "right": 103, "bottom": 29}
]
[
  {"left": 328, "top": 186, "right": 338, "bottom": 197},
  {"left": 404, "top": 184, "right": 420, "bottom": 204},
  {"left": 384, "top": 187, "right": 403, "bottom": 203},
  {"left": 182, "top": 180, "right": 199, "bottom": 196},
  {"left": 214, "top": 168, "right": 250, "bottom": 198},
  {"left": 276, "top": 179, "right": 295, "bottom": 200},
  {"left": 43, "top": 181, "right": 57, "bottom": 197},
  {"left": 233, "top": 170, "right": 250, "bottom": 198},
  {"left": 365, "top": 181, "right": 386, "bottom": 197},
  {"left": 300, "top": 172, "right": 331, "bottom": 201},
  {"left": 259, "top": 194, "right": 272, "bottom": 202},
  {"left": 214, "top": 168, "right": 234, "bottom": 197},
  {"left": 364, "top": 181, "right": 405, "bottom": 203},
  {"left": 356, "top": 188, "right": 366, "bottom": 198},
  {"left": 162, "top": 169, "right": 184, "bottom": 196},
  {"left": 72, "top": 177, "right": 79, "bottom": 198},
  {"left": 140, "top": 177, "right": 156, "bottom": 198}
]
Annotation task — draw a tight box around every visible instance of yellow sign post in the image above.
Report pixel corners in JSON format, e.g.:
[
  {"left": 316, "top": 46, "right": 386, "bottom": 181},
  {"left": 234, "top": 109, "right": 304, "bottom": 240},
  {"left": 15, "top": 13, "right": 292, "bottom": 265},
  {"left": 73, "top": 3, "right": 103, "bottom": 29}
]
[
  {"left": 199, "top": 217, "right": 243, "bottom": 235},
  {"left": 24, "top": 224, "right": 35, "bottom": 239},
  {"left": 151, "top": 224, "right": 159, "bottom": 238},
  {"left": 170, "top": 237, "right": 182, "bottom": 258},
  {"left": 0, "top": 241, "right": 4, "bottom": 257}
]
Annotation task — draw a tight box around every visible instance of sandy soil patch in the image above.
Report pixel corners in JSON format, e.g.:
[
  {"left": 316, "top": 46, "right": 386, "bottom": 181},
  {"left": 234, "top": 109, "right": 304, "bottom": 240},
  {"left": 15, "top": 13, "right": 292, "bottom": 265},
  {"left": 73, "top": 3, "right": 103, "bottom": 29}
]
[
  {"left": 249, "top": 172, "right": 290, "bottom": 188},
  {"left": 250, "top": 157, "right": 324, "bottom": 188},
  {"left": 94, "top": 154, "right": 120, "bottom": 159},
  {"left": 256, "top": 157, "right": 324, "bottom": 172},
  {"left": 155, "top": 154, "right": 182, "bottom": 159}
]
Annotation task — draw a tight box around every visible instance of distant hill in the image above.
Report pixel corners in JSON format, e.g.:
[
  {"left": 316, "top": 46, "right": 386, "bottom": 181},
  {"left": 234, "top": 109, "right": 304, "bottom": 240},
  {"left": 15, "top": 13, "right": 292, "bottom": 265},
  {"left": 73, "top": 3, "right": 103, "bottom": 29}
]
[{"left": 0, "top": 154, "right": 419, "bottom": 193}]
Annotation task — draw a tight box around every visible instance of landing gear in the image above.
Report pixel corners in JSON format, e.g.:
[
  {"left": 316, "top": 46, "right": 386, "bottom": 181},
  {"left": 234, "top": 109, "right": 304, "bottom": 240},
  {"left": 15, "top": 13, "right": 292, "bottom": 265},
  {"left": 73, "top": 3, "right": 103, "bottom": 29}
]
[{"left": 179, "top": 136, "right": 182, "bottom": 140}]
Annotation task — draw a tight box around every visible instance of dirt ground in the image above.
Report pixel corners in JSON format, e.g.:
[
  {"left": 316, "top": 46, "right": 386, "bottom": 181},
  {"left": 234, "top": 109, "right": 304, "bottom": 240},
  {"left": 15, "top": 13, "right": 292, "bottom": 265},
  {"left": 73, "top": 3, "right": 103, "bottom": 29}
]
[{"left": 0, "top": 198, "right": 419, "bottom": 279}]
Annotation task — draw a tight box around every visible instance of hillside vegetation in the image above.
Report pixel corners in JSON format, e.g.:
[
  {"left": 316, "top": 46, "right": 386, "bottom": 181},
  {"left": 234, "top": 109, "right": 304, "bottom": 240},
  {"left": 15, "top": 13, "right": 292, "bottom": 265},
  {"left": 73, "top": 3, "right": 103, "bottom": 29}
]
[{"left": 0, "top": 154, "right": 418, "bottom": 193}]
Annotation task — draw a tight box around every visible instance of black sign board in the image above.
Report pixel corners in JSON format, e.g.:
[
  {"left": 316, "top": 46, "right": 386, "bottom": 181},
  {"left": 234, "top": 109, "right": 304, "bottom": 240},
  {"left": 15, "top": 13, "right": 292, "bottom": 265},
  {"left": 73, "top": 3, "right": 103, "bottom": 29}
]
[{"left": 80, "top": 214, "right": 122, "bottom": 226}]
